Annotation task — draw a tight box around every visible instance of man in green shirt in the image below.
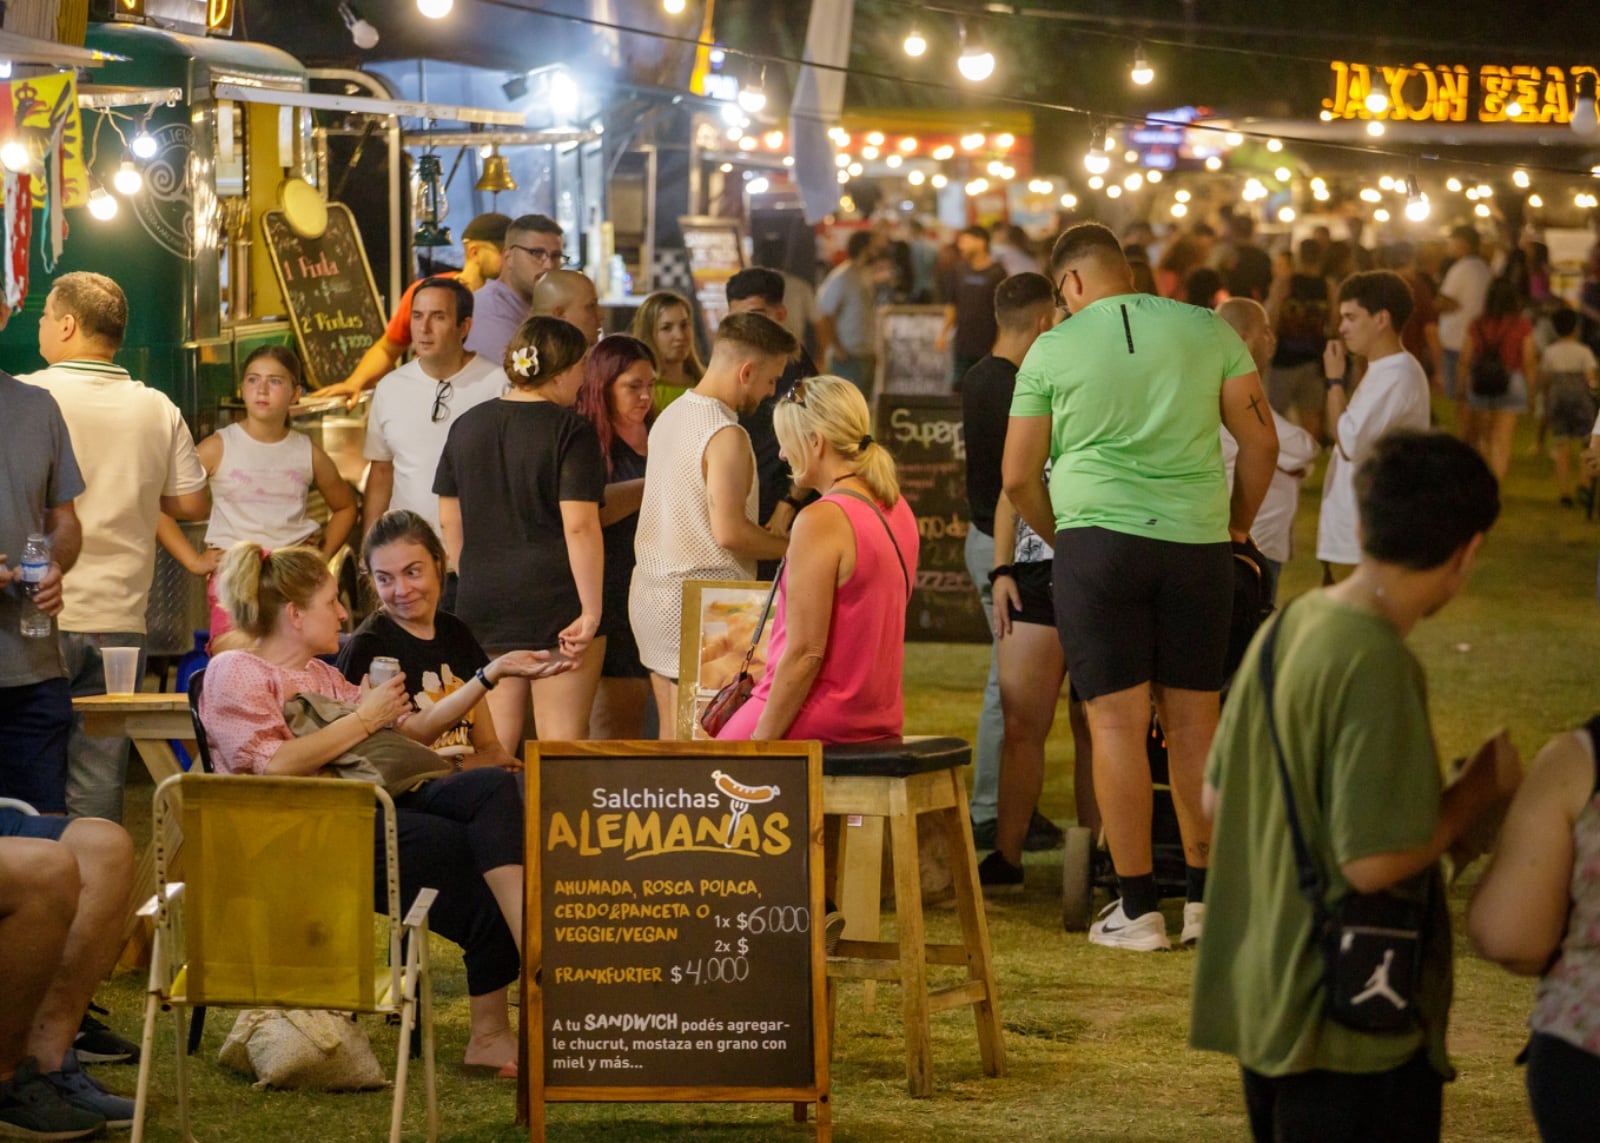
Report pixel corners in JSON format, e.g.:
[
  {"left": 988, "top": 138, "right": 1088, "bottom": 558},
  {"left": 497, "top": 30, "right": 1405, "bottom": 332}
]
[
  {"left": 1003, "top": 222, "right": 1279, "bottom": 950},
  {"left": 1192, "top": 430, "right": 1522, "bottom": 1142}
]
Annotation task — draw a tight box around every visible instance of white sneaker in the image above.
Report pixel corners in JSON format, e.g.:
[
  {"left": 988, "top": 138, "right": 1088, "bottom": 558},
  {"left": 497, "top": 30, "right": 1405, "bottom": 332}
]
[
  {"left": 1087, "top": 899, "right": 1170, "bottom": 952},
  {"left": 1181, "top": 902, "right": 1204, "bottom": 946}
]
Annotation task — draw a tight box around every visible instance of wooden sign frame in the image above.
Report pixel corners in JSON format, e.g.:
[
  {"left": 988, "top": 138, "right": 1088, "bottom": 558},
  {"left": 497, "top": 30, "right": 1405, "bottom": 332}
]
[
  {"left": 677, "top": 214, "right": 746, "bottom": 347},
  {"left": 520, "top": 740, "right": 830, "bottom": 1142}
]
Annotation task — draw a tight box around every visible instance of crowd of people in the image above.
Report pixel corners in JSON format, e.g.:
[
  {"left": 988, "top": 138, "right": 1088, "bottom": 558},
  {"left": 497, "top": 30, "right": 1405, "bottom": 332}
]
[{"left": 5, "top": 201, "right": 1600, "bottom": 1140}]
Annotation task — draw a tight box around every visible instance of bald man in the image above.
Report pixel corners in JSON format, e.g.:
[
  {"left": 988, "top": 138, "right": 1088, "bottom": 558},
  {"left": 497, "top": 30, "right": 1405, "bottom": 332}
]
[
  {"left": 1216, "top": 298, "right": 1320, "bottom": 603},
  {"left": 532, "top": 269, "right": 602, "bottom": 347}
]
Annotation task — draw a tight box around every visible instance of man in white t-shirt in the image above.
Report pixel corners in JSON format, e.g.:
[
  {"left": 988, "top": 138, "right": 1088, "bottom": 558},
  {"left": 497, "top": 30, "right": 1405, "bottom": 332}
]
[
  {"left": 363, "top": 276, "right": 504, "bottom": 539},
  {"left": 1436, "top": 225, "right": 1492, "bottom": 433},
  {"left": 1316, "top": 271, "right": 1432, "bottom": 579},
  {"left": 22, "top": 272, "right": 209, "bottom": 822},
  {"left": 1217, "top": 298, "right": 1321, "bottom": 602}
]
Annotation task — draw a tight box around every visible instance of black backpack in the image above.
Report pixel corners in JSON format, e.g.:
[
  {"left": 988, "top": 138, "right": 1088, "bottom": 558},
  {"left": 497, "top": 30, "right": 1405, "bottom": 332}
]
[{"left": 1470, "top": 322, "right": 1512, "bottom": 398}]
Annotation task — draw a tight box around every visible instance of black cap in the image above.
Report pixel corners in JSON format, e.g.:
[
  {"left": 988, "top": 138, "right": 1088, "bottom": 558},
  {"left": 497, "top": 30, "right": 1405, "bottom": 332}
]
[{"left": 462, "top": 212, "right": 512, "bottom": 245}]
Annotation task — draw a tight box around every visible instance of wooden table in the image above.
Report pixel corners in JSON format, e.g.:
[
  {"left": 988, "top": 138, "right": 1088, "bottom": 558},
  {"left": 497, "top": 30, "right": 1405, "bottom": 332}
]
[{"left": 72, "top": 694, "right": 195, "bottom": 958}]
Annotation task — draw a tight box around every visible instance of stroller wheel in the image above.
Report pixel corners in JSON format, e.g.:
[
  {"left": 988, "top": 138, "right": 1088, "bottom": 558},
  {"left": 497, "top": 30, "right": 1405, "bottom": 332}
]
[{"left": 1061, "top": 826, "right": 1095, "bottom": 932}]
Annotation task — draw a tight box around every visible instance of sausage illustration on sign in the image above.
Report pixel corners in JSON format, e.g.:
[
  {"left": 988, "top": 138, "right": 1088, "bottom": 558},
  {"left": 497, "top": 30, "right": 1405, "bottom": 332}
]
[{"left": 711, "top": 770, "right": 780, "bottom": 845}]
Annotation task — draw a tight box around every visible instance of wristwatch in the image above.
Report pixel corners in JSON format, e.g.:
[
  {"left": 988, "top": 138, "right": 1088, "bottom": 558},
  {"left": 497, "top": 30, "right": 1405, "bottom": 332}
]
[
  {"left": 474, "top": 666, "right": 497, "bottom": 690},
  {"left": 987, "top": 564, "right": 1016, "bottom": 586}
]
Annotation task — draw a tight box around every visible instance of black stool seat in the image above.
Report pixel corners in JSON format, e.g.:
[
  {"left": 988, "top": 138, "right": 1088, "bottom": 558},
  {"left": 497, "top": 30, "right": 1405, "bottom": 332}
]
[{"left": 821, "top": 736, "right": 971, "bottom": 778}]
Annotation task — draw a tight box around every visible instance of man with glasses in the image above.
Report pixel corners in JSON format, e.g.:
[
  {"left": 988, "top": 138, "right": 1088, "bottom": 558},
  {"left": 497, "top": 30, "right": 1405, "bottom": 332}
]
[
  {"left": 465, "top": 213, "right": 566, "bottom": 366},
  {"left": 363, "top": 277, "right": 504, "bottom": 542},
  {"left": 1002, "top": 222, "right": 1277, "bottom": 951}
]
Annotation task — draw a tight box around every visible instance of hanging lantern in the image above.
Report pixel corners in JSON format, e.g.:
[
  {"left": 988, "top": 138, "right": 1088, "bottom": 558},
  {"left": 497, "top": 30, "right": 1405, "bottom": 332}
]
[
  {"left": 475, "top": 146, "right": 517, "bottom": 194},
  {"left": 412, "top": 154, "right": 452, "bottom": 247}
]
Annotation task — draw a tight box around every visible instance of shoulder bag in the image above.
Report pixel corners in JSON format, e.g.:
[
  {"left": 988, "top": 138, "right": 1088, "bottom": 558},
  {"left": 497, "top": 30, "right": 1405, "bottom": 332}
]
[
  {"left": 283, "top": 692, "right": 453, "bottom": 795},
  {"left": 1469, "top": 320, "right": 1512, "bottom": 399},
  {"left": 1257, "top": 605, "right": 1426, "bottom": 1035}
]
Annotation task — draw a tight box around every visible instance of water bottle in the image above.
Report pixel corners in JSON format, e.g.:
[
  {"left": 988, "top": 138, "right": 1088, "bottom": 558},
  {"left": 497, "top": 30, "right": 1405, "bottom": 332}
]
[{"left": 18, "top": 532, "right": 51, "bottom": 638}]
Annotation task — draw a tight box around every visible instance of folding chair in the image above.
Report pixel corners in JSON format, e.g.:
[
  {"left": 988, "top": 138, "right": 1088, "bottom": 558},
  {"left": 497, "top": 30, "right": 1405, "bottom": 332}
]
[{"left": 130, "top": 774, "right": 438, "bottom": 1143}]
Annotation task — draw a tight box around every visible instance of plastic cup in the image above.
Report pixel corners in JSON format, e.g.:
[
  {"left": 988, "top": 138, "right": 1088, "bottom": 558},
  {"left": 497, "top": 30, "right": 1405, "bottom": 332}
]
[{"left": 102, "top": 647, "right": 141, "bottom": 695}]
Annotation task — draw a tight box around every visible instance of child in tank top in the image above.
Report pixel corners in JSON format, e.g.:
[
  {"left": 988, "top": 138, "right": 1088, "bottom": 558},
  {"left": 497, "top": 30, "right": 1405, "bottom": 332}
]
[{"left": 157, "top": 346, "right": 357, "bottom": 648}]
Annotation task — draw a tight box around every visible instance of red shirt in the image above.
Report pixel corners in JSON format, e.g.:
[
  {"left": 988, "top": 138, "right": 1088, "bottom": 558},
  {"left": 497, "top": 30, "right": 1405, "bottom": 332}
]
[{"left": 1470, "top": 313, "right": 1533, "bottom": 372}]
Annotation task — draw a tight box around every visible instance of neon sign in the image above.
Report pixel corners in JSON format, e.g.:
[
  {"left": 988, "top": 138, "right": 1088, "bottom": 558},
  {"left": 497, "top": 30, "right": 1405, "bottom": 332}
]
[{"left": 1324, "top": 61, "right": 1599, "bottom": 125}]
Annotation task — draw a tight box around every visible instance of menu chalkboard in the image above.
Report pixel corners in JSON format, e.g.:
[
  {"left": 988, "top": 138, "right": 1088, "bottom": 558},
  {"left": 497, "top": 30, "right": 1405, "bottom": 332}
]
[
  {"left": 876, "top": 306, "right": 954, "bottom": 397},
  {"left": 522, "top": 740, "right": 829, "bottom": 1141},
  {"left": 878, "top": 393, "right": 990, "bottom": 644},
  {"left": 678, "top": 215, "right": 745, "bottom": 346},
  {"left": 261, "top": 204, "right": 387, "bottom": 389}
]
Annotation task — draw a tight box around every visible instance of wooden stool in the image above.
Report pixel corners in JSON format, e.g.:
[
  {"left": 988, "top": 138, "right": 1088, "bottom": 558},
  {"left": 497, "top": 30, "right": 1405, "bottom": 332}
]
[{"left": 822, "top": 737, "right": 1004, "bottom": 1097}]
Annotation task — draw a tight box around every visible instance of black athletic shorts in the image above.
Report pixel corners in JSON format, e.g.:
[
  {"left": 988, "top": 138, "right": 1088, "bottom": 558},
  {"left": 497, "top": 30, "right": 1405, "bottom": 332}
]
[
  {"left": 1007, "top": 560, "right": 1056, "bottom": 628},
  {"left": 1051, "top": 527, "right": 1233, "bottom": 701}
]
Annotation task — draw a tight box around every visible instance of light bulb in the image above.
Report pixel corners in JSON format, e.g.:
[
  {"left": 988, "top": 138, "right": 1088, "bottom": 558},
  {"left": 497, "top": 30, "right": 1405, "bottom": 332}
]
[
  {"left": 738, "top": 85, "right": 767, "bottom": 114},
  {"left": 836, "top": 170, "right": 849, "bottom": 185},
  {"left": 87, "top": 186, "right": 117, "bottom": 221},
  {"left": 986, "top": 160, "right": 1005, "bottom": 176},
  {"left": 1060, "top": 193, "right": 1078, "bottom": 209},
  {"left": 746, "top": 177, "right": 769, "bottom": 195},
  {"left": 418, "top": 0, "right": 453, "bottom": 16},
  {"left": 1205, "top": 156, "right": 1223, "bottom": 171},
  {"left": 1106, "top": 185, "right": 1123, "bottom": 199},
  {"left": 903, "top": 28, "right": 927, "bottom": 57},
  {"left": 1367, "top": 121, "right": 1386, "bottom": 137},
  {"left": 1374, "top": 208, "right": 1390, "bottom": 222},
  {"left": 834, "top": 153, "right": 849, "bottom": 169},
  {"left": 1365, "top": 90, "right": 1389, "bottom": 114},
  {"left": 996, "top": 133, "right": 1015, "bottom": 150},
  {"left": 1320, "top": 109, "right": 1335, "bottom": 122},
  {"left": 1528, "top": 193, "right": 1544, "bottom": 208},
  {"left": 932, "top": 144, "right": 954, "bottom": 161},
  {"left": 1446, "top": 177, "right": 1463, "bottom": 192},
  {"left": 1087, "top": 176, "right": 1104, "bottom": 190},
  {"left": 1476, "top": 184, "right": 1493, "bottom": 197},
  {"left": 1170, "top": 202, "right": 1188, "bottom": 218},
  {"left": 1506, "top": 100, "right": 1524, "bottom": 118},
  {"left": 1360, "top": 187, "right": 1381, "bottom": 203},
  {"left": 1405, "top": 196, "right": 1431, "bottom": 222},
  {"left": 739, "top": 136, "right": 758, "bottom": 152},
  {"left": 112, "top": 159, "right": 143, "bottom": 196},
  {"left": 862, "top": 146, "right": 880, "bottom": 160},
  {"left": 930, "top": 174, "right": 948, "bottom": 188},
  {"left": 130, "top": 129, "right": 158, "bottom": 160},
  {"left": 1266, "top": 138, "right": 1284, "bottom": 153},
  {"left": 886, "top": 153, "right": 902, "bottom": 168},
  {"left": 828, "top": 127, "right": 849, "bottom": 146},
  {"left": 957, "top": 23, "right": 995, "bottom": 83},
  {"left": 1147, "top": 170, "right": 1163, "bottom": 183},
  {"left": 965, "top": 178, "right": 988, "bottom": 196},
  {"left": 866, "top": 131, "right": 885, "bottom": 147},
  {"left": 1313, "top": 187, "right": 1331, "bottom": 202},
  {"left": 1130, "top": 44, "right": 1154, "bottom": 87},
  {"left": 908, "top": 170, "right": 926, "bottom": 186},
  {"left": 763, "top": 130, "right": 784, "bottom": 149},
  {"left": 0, "top": 139, "right": 29, "bottom": 173},
  {"left": 961, "top": 133, "right": 985, "bottom": 151},
  {"left": 1512, "top": 169, "right": 1530, "bottom": 188},
  {"left": 1224, "top": 131, "right": 1243, "bottom": 146},
  {"left": 1085, "top": 151, "right": 1110, "bottom": 175},
  {"left": 350, "top": 17, "right": 378, "bottom": 48},
  {"left": 1475, "top": 202, "right": 1491, "bottom": 218},
  {"left": 1174, "top": 190, "right": 1190, "bottom": 203},
  {"left": 550, "top": 71, "right": 580, "bottom": 122},
  {"left": 1124, "top": 172, "right": 1143, "bottom": 191},
  {"left": 1278, "top": 206, "right": 1296, "bottom": 223},
  {"left": 898, "top": 137, "right": 917, "bottom": 153},
  {"left": 1275, "top": 167, "right": 1292, "bottom": 183},
  {"left": 847, "top": 162, "right": 863, "bottom": 176},
  {"left": 1379, "top": 176, "right": 1395, "bottom": 190}
]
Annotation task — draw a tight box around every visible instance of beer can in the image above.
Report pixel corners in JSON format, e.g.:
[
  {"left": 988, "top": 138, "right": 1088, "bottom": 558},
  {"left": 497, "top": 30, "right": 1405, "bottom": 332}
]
[{"left": 369, "top": 656, "right": 402, "bottom": 686}]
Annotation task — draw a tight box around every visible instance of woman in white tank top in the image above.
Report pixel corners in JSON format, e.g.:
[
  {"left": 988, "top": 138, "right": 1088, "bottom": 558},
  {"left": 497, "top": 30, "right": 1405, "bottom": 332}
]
[{"left": 157, "top": 347, "right": 358, "bottom": 648}]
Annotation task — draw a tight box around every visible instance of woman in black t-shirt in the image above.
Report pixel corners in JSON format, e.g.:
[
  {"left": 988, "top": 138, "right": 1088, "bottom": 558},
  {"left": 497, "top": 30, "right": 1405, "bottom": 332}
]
[
  {"left": 575, "top": 335, "right": 655, "bottom": 737},
  {"left": 339, "top": 510, "right": 520, "bottom": 768},
  {"left": 435, "top": 317, "right": 607, "bottom": 751}
]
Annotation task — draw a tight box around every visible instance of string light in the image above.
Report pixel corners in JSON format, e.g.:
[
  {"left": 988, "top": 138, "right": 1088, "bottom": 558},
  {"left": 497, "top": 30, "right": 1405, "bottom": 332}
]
[
  {"left": 996, "top": 133, "right": 1015, "bottom": 149},
  {"left": 1204, "top": 155, "right": 1223, "bottom": 171},
  {"left": 1147, "top": 170, "right": 1163, "bottom": 183},
  {"left": 1124, "top": 172, "right": 1143, "bottom": 191},
  {"left": 932, "top": 144, "right": 955, "bottom": 160},
  {"left": 1379, "top": 176, "right": 1395, "bottom": 190},
  {"left": 1224, "top": 131, "right": 1243, "bottom": 146},
  {"left": 930, "top": 173, "right": 948, "bottom": 188},
  {"left": 87, "top": 184, "right": 118, "bottom": 220},
  {"left": 1274, "top": 166, "right": 1292, "bottom": 182},
  {"left": 1405, "top": 176, "right": 1430, "bottom": 221},
  {"left": 1512, "top": 169, "right": 1530, "bottom": 189},
  {"left": 1277, "top": 206, "right": 1296, "bottom": 222},
  {"left": 1446, "top": 177, "right": 1463, "bottom": 192},
  {"left": 1266, "top": 138, "right": 1283, "bottom": 152},
  {"left": 957, "top": 22, "right": 995, "bottom": 83},
  {"left": 112, "top": 157, "right": 143, "bottom": 196},
  {"left": 1365, "top": 91, "right": 1389, "bottom": 114},
  {"left": 903, "top": 26, "right": 927, "bottom": 58},
  {"left": 1084, "top": 122, "right": 1110, "bottom": 174},
  {"left": 961, "top": 133, "right": 985, "bottom": 151},
  {"left": 908, "top": 169, "right": 926, "bottom": 185},
  {"left": 1366, "top": 121, "right": 1386, "bottom": 137},
  {"left": 130, "top": 110, "right": 158, "bottom": 160},
  {"left": 1106, "top": 184, "right": 1123, "bottom": 199},
  {"left": 1170, "top": 202, "right": 1188, "bottom": 217},
  {"left": 885, "top": 153, "right": 903, "bottom": 168},
  {"left": 661, "top": 0, "right": 685, "bottom": 13},
  {"left": 1174, "top": 189, "right": 1191, "bottom": 203},
  {"left": 866, "top": 131, "right": 885, "bottom": 147},
  {"left": 1087, "top": 175, "right": 1105, "bottom": 189},
  {"left": 1060, "top": 192, "right": 1078, "bottom": 209},
  {"left": 834, "top": 153, "right": 849, "bottom": 168},
  {"left": 1474, "top": 202, "right": 1492, "bottom": 217},
  {"left": 1130, "top": 43, "right": 1154, "bottom": 86},
  {"left": 1360, "top": 187, "right": 1382, "bottom": 203},
  {"left": 1528, "top": 193, "right": 1544, "bottom": 208},
  {"left": 738, "top": 66, "right": 767, "bottom": 113},
  {"left": 1476, "top": 183, "right": 1493, "bottom": 197},
  {"left": 862, "top": 145, "right": 879, "bottom": 159},
  {"left": 898, "top": 137, "right": 918, "bottom": 153},
  {"left": 1373, "top": 207, "right": 1390, "bottom": 221},
  {"left": 965, "top": 177, "right": 989, "bottom": 196},
  {"left": 847, "top": 161, "right": 863, "bottom": 176}
]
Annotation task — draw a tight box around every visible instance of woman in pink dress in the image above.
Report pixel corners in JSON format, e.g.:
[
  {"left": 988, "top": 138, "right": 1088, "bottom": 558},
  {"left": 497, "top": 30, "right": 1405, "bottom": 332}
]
[{"left": 716, "top": 375, "right": 918, "bottom": 743}]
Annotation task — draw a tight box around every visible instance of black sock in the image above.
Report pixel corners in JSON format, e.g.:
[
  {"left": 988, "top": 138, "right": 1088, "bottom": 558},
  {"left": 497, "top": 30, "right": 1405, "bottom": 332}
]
[
  {"left": 1186, "top": 864, "right": 1207, "bottom": 904},
  {"left": 1118, "top": 873, "right": 1159, "bottom": 919}
]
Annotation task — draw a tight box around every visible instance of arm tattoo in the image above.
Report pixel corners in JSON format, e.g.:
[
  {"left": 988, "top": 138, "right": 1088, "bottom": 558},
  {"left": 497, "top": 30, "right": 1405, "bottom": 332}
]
[{"left": 1247, "top": 393, "right": 1267, "bottom": 426}]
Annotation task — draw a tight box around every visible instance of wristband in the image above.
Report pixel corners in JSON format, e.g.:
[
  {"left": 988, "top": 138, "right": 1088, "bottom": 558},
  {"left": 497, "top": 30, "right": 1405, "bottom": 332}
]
[
  {"left": 987, "top": 564, "right": 1015, "bottom": 586},
  {"left": 1326, "top": 375, "right": 1347, "bottom": 389},
  {"left": 475, "top": 666, "right": 497, "bottom": 690}
]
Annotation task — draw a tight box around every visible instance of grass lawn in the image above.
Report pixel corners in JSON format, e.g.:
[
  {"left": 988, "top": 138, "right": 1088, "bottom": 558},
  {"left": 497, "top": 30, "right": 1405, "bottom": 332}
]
[{"left": 104, "top": 423, "right": 1591, "bottom": 1141}]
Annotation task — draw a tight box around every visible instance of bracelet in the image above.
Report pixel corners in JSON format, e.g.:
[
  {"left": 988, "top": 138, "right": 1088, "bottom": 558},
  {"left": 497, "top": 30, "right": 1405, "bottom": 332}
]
[
  {"left": 475, "top": 666, "right": 497, "bottom": 690},
  {"left": 353, "top": 708, "right": 376, "bottom": 735},
  {"left": 987, "top": 564, "right": 1015, "bottom": 585},
  {"left": 1326, "top": 376, "right": 1347, "bottom": 389}
]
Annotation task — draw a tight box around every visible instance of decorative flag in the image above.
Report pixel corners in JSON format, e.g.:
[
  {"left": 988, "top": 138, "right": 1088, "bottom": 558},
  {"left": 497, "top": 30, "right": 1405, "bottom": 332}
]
[
  {"left": 4, "top": 170, "right": 33, "bottom": 308},
  {"left": 790, "top": 0, "right": 854, "bottom": 223}
]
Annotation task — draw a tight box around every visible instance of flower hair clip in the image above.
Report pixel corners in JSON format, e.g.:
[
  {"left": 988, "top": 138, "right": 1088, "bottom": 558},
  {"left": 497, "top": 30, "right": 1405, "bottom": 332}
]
[{"left": 511, "top": 345, "right": 539, "bottom": 378}]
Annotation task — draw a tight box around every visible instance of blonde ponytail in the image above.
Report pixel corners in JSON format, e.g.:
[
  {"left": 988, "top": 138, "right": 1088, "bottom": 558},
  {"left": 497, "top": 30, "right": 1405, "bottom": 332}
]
[
  {"left": 215, "top": 542, "right": 330, "bottom": 640},
  {"left": 773, "top": 374, "right": 901, "bottom": 507}
]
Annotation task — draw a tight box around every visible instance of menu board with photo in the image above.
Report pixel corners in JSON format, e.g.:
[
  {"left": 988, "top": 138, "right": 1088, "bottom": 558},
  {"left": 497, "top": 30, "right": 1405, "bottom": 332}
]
[
  {"left": 676, "top": 580, "right": 775, "bottom": 740},
  {"left": 678, "top": 215, "right": 745, "bottom": 345}
]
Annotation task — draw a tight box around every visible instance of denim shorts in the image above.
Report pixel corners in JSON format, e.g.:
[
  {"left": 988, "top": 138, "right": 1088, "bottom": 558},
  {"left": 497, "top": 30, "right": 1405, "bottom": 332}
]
[{"left": 1467, "top": 369, "right": 1529, "bottom": 414}]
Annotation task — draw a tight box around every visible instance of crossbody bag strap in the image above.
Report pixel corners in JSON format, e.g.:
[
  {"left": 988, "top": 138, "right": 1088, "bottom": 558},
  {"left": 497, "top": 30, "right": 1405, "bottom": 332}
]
[
  {"left": 737, "top": 558, "right": 786, "bottom": 674},
  {"left": 1256, "top": 602, "right": 1333, "bottom": 926},
  {"left": 829, "top": 488, "right": 911, "bottom": 596}
]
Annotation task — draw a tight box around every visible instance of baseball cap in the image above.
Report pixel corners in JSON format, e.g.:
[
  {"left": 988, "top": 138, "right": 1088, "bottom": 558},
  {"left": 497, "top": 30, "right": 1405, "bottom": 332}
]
[{"left": 462, "top": 212, "right": 512, "bottom": 245}]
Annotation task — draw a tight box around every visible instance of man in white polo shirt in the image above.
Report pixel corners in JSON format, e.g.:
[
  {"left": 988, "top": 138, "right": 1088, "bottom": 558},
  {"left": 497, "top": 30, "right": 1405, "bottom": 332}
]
[
  {"left": 363, "top": 276, "right": 504, "bottom": 540},
  {"left": 22, "top": 271, "right": 209, "bottom": 823}
]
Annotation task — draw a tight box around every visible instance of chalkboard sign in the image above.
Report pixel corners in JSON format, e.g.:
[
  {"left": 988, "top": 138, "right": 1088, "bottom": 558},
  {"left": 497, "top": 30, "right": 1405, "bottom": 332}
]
[
  {"left": 678, "top": 215, "right": 745, "bottom": 346},
  {"left": 522, "top": 740, "right": 829, "bottom": 1141},
  {"left": 261, "top": 204, "right": 387, "bottom": 389},
  {"left": 876, "top": 305, "right": 954, "bottom": 396},
  {"left": 878, "top": 393, "right": 990, "bottom": 644}
]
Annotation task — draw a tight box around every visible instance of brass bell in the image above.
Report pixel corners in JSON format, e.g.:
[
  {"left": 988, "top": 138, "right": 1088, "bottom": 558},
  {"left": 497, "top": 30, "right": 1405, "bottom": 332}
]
[{"left": 475, "top": 146, "right": 517, "bottom": 193}]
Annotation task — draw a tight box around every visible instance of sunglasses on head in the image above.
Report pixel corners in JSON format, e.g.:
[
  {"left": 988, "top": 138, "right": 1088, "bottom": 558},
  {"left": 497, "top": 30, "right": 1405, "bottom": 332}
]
[{"left": 782, "top": 378, "right": 808, "bottom": 408}]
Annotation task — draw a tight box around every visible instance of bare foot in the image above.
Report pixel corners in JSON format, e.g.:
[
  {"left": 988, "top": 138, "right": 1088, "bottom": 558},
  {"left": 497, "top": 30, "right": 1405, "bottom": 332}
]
[{"left": 463, "top": 1028, "right": 517, "bottom": 1070}]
